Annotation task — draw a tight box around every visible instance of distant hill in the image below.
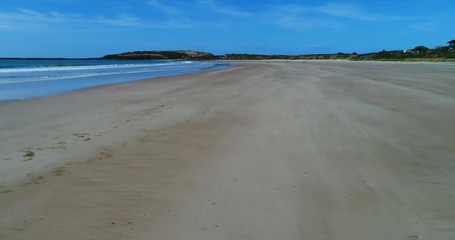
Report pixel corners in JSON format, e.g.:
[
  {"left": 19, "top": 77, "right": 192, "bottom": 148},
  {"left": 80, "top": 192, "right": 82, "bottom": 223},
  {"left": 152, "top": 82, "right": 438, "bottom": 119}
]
[
  {"left": 100, "top": 40, "right": 455, "bottom": 62},
  {"left": 222, "top": 40, "right": 455, "bottom": 62},
  {"left": 102, "top": 50, "right": 215, "bottom": 60}
]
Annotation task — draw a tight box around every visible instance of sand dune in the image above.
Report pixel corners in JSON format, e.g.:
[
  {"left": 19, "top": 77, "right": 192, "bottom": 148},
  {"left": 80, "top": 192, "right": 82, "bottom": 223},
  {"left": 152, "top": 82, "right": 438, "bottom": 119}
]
[{"left": 1, "top": 61, "right": 455, "bottom": 239}]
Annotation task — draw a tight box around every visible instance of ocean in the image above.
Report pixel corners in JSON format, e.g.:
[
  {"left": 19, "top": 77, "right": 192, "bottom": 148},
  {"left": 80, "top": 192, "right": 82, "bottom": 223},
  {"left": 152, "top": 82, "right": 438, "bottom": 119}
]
[{"left": 0, "top": 59, "right": 230, "bottom": 101}]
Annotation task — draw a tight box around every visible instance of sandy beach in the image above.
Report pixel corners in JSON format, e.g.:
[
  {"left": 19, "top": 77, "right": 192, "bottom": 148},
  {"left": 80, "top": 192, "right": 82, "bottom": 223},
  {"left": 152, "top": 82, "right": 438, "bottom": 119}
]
[{"left": 1, "top": 61, "right": 454, "bottom": 239}]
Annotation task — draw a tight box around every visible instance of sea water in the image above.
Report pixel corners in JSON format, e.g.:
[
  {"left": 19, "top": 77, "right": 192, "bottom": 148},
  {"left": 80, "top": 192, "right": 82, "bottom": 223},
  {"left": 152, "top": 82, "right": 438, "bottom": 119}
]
[{"left": 0, "top": 59, "right": 230, "bottom": 101}]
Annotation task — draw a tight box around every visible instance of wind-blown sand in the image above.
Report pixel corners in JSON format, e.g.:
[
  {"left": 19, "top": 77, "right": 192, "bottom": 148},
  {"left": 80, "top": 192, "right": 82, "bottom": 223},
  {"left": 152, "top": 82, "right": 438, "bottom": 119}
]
[{"left": 1, "top": 61, "right": 454, "bottom": 239}]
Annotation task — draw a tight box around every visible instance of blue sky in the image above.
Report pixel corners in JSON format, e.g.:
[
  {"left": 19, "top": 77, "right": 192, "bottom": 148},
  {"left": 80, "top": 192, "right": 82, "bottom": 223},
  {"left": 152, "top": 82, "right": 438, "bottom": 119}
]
[{"left": 1, "top": 0, "right": 454, "bottom": 57}]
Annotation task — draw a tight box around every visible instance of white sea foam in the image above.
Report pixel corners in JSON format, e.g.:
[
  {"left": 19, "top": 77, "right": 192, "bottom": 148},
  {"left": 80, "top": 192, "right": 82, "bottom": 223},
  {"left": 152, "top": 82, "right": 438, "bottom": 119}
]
[
  {"left": 0, "top": 61, "right": 201, "bottom": 85},
  {"left": 0, "top": 60, "right": 229, "bottom": 101},
  {"left": 0, "top": 61, "right": 192, "bottom": 74}
]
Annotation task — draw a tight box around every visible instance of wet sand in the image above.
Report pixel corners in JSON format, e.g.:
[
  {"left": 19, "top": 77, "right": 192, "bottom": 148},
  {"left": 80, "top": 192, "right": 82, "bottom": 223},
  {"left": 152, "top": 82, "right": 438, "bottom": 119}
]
[{"left": 1, "top": 61, "right": 455, "bottom": 239}]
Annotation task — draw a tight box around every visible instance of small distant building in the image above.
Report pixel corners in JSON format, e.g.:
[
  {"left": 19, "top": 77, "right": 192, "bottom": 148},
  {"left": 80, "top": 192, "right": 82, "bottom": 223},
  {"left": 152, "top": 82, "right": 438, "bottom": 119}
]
[
  {"left": 403, "top": 49, "right": 413, "bottom": 53},
  {"left": 448, "top": 40, "right": 455, "bottom": 47}
]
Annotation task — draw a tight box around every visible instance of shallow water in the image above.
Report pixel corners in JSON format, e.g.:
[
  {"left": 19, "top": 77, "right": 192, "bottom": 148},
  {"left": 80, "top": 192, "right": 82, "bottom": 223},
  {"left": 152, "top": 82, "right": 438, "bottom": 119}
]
[{"left": 0, "top": 59, "right": 230, "bottom": 101}]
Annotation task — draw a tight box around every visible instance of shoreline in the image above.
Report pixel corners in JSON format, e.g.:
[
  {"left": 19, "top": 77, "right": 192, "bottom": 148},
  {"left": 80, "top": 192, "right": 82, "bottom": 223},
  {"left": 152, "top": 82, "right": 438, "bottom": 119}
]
[
  {"left": 0, "top": 66, "right": 233, "bottom": 104},
  {"left": 0, "top": 65, "right": 240, "bottom": 188},
  {"left": 1, "top": 61, "right": 454, "bottom": 239},
  {"left": 0, "top": 60, "right": 232, "bottom": 102}
]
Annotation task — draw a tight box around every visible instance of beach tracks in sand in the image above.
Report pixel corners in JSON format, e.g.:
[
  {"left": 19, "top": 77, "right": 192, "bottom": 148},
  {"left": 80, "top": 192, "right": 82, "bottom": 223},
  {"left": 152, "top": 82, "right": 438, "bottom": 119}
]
[
  {"left": 1, "top": 99, "right": 196, "bottom": 189},
  {"left": 1, "top": 62, "right": 454, "bottom": 240},
  {"left": 1, "top": 99, "right": 185, "bottom": 192},
  {"left": 0, "top": 130, "right": 110, "bottom": 189}
]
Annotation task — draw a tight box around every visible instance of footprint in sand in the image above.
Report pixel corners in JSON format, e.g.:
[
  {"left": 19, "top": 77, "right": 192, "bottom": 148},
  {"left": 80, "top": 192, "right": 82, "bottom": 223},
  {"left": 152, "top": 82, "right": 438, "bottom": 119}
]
[
  {"left": 40, "top": 141, "right": 68, "bottom": 150},
  {"left": 56, "top": 141, "right": 68, "bottom": 149},
  {"left": 21, "top": 149, "right": 35, "bottom": 161},
  {"left": 141, "top": 104, "right": 167, "bottom": 114},
  {"left": 0, "top": 185, "right": 12, "bottom": 194},
  {"left": 97, "top": 148, "right": 114, "bottom": 160},
  {"left": 86, "top": 148, "right": 114, "bottom": 163},
  {"left": 22, "top": 175, "right": 45, "bottom": 186},
  {"left": 52, "top": 166, "right": 66, "bottom": 176},
  {"left": 73, "top": 133, "right": 91, "bottom": 142}
]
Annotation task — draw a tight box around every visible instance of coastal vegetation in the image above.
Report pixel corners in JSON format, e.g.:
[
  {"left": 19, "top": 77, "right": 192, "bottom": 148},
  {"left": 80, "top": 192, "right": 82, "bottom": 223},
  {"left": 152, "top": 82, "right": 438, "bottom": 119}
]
[
  {"left": 353, "top": 46, "right": 455, "bottom": 62},
  {"left": 222, "top": 42, "right": 455, "bottom": 62},
  {"left": 102, "top": 40, "right": 455, "bottom": 62},
  {"left": 102, "top": 50, "right": 214, "bottom": 60}
]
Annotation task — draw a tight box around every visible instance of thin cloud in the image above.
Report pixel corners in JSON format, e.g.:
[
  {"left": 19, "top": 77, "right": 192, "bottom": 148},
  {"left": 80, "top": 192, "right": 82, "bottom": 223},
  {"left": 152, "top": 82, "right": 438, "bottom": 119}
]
[
  {"left": 0, "top": 8, "right": 61, "bottom": 29},
  {"left": 0, "top": 8, "right": 149, "bottom": 30},
  {"left": 96, "top": 14, "right": 145, "bottom": 27},
  {"left": 147, "top": 0, "right": 186, "bottom": 19},
  {"left": 146, "top": 0, "right": 196, "bottom": 28},
  {"left": 197, "top": 0, "right": 251, "bottom": 17},
  {"left": 262, "top": 4, "right": 341, "bottom": 30},
  {"left": 411, "top": 21, "right": 435, "bottom": 32},
  {"left": 268, "top": 4, "right": 309, "bottom": 28},
  {"left": 317, "top": 3, "right": 403, "bottom": 22}
]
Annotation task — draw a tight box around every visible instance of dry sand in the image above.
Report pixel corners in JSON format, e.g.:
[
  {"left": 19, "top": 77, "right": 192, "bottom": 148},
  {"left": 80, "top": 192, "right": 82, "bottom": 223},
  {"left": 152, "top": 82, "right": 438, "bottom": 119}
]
[{"left": 1, "top": 61, "right": 455, "bottom": 239}]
